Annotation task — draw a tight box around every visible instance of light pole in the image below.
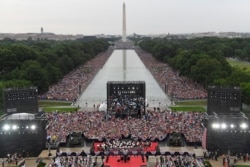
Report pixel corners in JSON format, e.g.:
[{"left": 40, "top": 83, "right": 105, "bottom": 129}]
[{"left": 159, "top": 102, "right": 161, "bottom": 112}]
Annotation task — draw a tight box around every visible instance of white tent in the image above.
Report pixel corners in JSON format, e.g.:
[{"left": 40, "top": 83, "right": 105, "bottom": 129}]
[{"left": 98, "top": 103, "right": 107, "bottom": 111}]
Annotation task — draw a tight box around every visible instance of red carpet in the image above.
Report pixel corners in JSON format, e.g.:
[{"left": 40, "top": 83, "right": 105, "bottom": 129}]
[
  {"left": 144, "top": 142, "right": 158, "bottom": 152},
  {"left": 94, "top": 142, "right": 103, "bottom": 152},
  {"left": 104, "top": 155, "right": 146, "bottom": 167}
]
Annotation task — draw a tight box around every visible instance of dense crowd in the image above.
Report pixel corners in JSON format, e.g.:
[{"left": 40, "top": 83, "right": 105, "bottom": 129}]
[
  {"left": 96, "top": 139, "right": 152, "bottom": 152},
  {"left": 42, "top": 47, "right": 207, "bottom": 145},
  {"left": 41, "top": 47, "right": 209, "bottom": 167},
  {"left": 155, "top": 154, "right": 205, "bottom": 167},
  {"left": 1, "top": 152, "right": 26, "bottom": 167},
  {"left": 135, "top": 49, "right": 207, "bottom": 100},
  {"left": 40, "top": 47, "right": 207, "bottom": 103},
  {"left": 46, "top": 110, "right": 205, "bottom": 145},
  {"left": 39, "top": 47, "right": 113, "bottom": 101},
  {"left": 48, "top": 155, "right": 96, "bottom": 167},
  {"left": 108, "top": 94, "right": 145, "bottom": 118}
]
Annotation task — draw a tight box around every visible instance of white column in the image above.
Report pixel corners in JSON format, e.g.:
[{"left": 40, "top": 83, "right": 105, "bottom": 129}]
[{"left": 122, "top": 2, "right": 127, "bottom": 42}]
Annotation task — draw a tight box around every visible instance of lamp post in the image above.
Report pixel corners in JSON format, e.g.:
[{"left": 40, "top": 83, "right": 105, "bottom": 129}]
[{"left": 159, "top": 102, "right": 161, "bottom": 112}]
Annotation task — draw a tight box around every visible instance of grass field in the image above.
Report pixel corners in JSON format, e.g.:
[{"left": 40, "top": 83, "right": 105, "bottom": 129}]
[
  {"left": 169, "top": 100, "right": 207, "bottom": 112},
  {"left": 38, "top": 100, "right": 72, "bottom": 107},
  {"left": 42, "top": 107, "right": 79, "bottom": 112},
  {"left": 39, "top": 100, "right": 78, "bottom": 113},
  {"left": 169, "top": 106, "right": 206, "bottom": 112},
  {"left": 175, "top": 100, "right": 207, "bottom": 106},
  {"left": 37, "top": 100, "right": 208, "bottom": 113},
  {"left": 227, "top": 58, "right": 250, "bottom": 73}
]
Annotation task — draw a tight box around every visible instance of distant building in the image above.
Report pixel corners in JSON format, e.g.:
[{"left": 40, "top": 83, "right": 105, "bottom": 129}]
[{"left": 41, "top": 27, "right": 43, "bottom": 34}]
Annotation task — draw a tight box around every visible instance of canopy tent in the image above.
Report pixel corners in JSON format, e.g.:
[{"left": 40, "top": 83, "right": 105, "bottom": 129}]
[{"left": 98, "top": 103, "right": 107, "bottom": 111}]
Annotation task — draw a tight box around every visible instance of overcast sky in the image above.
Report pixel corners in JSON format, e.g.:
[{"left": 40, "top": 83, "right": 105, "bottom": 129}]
[{"left": 1, "top": 0, "right": 250, "bottom": 35}]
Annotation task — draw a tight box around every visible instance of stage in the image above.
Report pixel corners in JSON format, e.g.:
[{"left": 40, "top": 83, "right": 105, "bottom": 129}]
[
  {"left": 36, "top": 145, "right": 205, "bottom": 167},
  {"left": 93, "top": 141, "right": 159, "bottom": 153}
]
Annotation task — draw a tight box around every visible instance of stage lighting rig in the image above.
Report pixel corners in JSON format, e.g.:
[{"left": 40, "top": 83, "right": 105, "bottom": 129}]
[
  {"left": 211, "top": 123, "right": 220, "bottom": 129},
  {"left": 1, "top": 123, "right": 37, "bottom": 133},
  {"left": 30, "top": 125, "right": 36, "bottom": 130},
  {"left": 230, "top": 124, "right": 235, "bottom": 129},
  {"left": 2, "top": 124, "right": 10, "bottom": 131},
  {"left": 12, "top": 124, "right": 18, "bottom": 130},
  {"left": 240, "top": 122, "right": 248, "bottom": 129},
  {"left": 210, "top": 121, "right": 249, "bottom": 132},
  {"left": 221, "top": 123, "right": 227, "bottom": 129}
]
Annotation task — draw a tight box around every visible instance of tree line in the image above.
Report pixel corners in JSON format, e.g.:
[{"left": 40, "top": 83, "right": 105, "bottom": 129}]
[
  {"left": 0, "top": 38, "right": 110, "bottom": 111},
  {"left": 139, "top": 37, "right": 250, "bottom": 104}
]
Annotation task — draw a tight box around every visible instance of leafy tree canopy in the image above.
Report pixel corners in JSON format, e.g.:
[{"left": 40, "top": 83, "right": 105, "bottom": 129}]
[
  {"left": 139, "top": 37, "right": 250, "bottom": 104},
  {"left": 0, "top": 38, "right": 110, "bottom": 110}
]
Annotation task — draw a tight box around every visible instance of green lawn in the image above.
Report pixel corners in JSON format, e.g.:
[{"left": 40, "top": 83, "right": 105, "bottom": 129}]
[
  {"left": 169, "top": 106, "right": 206, "bottom": 112},
  {"left": 38, "top": 100, "right": 72, "bottom": 107},
  {"left": 39, "top": 99, "right": 208, "bottom": 113},
  {"left": 39, "top": 100, "right": 78, "bottom": 113},
  {"left": 175, "top": 100, "right": 207, "bottom": 106},
  {"left": 42, "top": 107, "right": 79, "bottom": 113},
  {"left": 169, "top": 100, "right": 207, "bottom": 112},
  {"left": 227, "top": 58, "right": 250, "bottom": 73}
]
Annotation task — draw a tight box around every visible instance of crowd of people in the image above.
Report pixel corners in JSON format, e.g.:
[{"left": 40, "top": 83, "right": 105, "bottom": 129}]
[
  {"left": 1, "top": 152, "right": 26, "bottom": 167},
  {"left": 41, "top": 47, "right": 210, "bottom": 167},
  {"left": 155, "top": 155, "right": 204, "bottom": 167},
  {"left": 42, "top": 47, "right": 207, "bottom": 145},
  {"left": 39, "top": 47, "right": 114, "bottom": 102},
  {"left": 46, "top": 110, "right": 205, "bottom": 146},
  {"left": 96, "top": 139, "right": 152, "bottom": 152},
  {"left": 39, "top": 47, "right": 208, "bottom": 103},
  {"left": 135, "top": 48, "right": 207, "bottom": 100},
  {"left": 48, "top": 155, "right": 96, "bottom": 167},
  {"left": 108, "top": 94, "right": 145, "bottom": 118}
]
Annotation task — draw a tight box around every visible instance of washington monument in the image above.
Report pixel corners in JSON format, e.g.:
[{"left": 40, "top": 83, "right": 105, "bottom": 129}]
[{"left": 122, "top": 2, "right": 127, "bottom": 42}]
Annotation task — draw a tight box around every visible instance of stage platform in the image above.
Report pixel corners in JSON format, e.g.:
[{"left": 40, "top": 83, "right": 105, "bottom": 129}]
[
  {"left": 104, "top": 155, "right": 147, "bottom": 167},
  {"left": 93, "top": 141, "right": 159, "bottom": 153},
  {"left": 38, "top": 146, "right": 90, "bottom": 158},
  {"left": 35, "top": 146, "right": 209, "bottom": 167},
  {"left": 159, "top": 146, "right": 205, "bottom": 157},
  {"left": 38, "top": 145, "right": 205, "bottom": 158}
]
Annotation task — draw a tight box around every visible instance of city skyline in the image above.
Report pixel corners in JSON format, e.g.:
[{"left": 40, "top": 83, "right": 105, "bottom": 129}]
[{"left": 1, "top": 0, "right": 250, "bottom": 35}]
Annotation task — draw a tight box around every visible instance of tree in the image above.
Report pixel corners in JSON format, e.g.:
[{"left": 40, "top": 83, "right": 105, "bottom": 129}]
[
  {"left": 55, "top": 55, "right": 74, "bottom": 75},
  {"left": 21, "top": 60, "right": 48, "bottom": 93},
  {"left": 139, "top": 37, "right": 250, "bottom": 103},
  {"left": 224, "top": 67, "right": 250, "bottom": 86},
  {"left": 0, "top": 38, "right": 110, "bottom": 95},
  {"left": 241, "top": 82, "right": 250, "bottom": 104},
  {"left": 190, "top": 58, "right": 221, "bottom": 84},
  {"left": 36, "top": 54, "right": 49, "bottom": 67},
  {"left": 10, "top": 44, "right": 38, "bottom": 63},
  {"left": 0, "top": 48, "right": 18, "bottom": 73},
  {"left": 45, "top": 63, "right": 62, "bottom": 85}
]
